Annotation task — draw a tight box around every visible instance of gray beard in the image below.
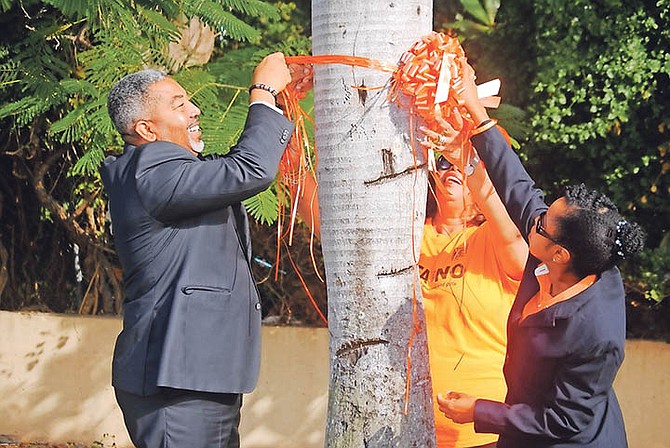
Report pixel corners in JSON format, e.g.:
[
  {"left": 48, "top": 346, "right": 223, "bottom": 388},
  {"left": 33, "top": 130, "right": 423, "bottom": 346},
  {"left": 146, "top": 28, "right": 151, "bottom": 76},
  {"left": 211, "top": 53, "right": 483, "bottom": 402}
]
[{"left": 190, "top": 137, "right": 205, "bottom": 154}]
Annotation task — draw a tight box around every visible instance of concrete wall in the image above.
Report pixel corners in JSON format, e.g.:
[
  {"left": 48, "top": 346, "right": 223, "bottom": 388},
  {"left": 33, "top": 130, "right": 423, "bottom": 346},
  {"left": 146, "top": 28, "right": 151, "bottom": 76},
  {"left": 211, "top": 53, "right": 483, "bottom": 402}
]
[{"left": 0, "top": 311, "right": 668, "bottom": 448}]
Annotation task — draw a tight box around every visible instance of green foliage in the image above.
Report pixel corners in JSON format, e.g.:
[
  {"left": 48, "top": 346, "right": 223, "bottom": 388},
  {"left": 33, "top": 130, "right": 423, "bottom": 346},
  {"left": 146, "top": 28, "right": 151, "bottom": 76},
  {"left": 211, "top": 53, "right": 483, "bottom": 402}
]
[
  {"left": 0, "top": 0, "right": 312, "bottom": 237},
  {"left": 442, "top": 0, "right": 501, "bottom": 36},
  {"left": 441, "top": 0, "right": 670, "bottom": 306},
  {"left": 632, "top": 232, "right": 670, "bottom": 302},
  {"left": 463, "top": 0, "right": 670, "bottom": 304},
  {"left": 521, "top": 0, "right": 670, "bottom": 303},
  {"left": 0, "top": 0, "right": 308, "bottom": 314},
  {"left": 244, "top": 188, "right": 279, "bottom": 225},
  {"left": 531, "top": 1, "right": 666, "bottom": 146}
]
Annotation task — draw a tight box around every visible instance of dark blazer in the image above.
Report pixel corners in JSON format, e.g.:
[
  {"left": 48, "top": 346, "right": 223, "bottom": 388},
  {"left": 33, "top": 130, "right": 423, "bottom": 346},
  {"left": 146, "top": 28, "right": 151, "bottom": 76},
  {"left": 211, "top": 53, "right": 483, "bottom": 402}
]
[
  {"left": 101, "top": 104, "right": 294, "bottom": 396},
  {"left": 469, "top": 127, "right": 628, "bottom": 447}
]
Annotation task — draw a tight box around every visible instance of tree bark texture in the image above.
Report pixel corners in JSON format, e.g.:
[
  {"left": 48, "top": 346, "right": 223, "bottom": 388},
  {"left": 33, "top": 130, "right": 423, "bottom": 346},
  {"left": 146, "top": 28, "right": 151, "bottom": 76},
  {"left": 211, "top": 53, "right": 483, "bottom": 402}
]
[{"left": 312, "top": 1, "right": 435, "bottom": 446}]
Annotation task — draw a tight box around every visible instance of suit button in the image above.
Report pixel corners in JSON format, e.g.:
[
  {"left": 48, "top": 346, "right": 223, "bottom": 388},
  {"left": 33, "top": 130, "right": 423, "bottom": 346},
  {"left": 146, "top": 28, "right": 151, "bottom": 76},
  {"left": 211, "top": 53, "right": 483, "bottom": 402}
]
[
  {"left": 280, "top": 129, "right": 290, "bottom": 144},
  {"left": 255, "top": 302, "right": 261, "bottom": 310}
]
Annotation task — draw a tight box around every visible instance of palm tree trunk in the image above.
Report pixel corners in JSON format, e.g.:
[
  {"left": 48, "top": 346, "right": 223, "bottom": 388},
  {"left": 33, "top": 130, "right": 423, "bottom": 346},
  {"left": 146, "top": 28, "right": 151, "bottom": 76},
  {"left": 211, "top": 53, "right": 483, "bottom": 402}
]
[{"left": 312, "top": 1, "right": 435, "bottom": 446}]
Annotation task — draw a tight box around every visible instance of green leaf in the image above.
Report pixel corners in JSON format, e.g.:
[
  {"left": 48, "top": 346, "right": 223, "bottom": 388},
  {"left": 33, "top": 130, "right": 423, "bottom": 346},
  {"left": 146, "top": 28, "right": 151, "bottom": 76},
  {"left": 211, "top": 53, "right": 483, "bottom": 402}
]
[
  {"left": 243, "top": 187, "right": 279, "bottom": 225},
  {"left": 220, "top": 0, "right": 280, "bottom": 20},
  {"left": 459, "top": 0, "right": 494, "bottom": 26},
  {"left": 137, "top": 5, "right": 182, "bottom": 42},
  {"left": 186, "top": 1, "right": 261, "bottom": 42}
]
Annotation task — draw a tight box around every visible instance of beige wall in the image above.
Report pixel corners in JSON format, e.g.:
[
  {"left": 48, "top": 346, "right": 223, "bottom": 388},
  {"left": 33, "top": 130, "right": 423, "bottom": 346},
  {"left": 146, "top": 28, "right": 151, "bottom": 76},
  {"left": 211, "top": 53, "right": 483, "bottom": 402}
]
[{"left": 0, "top": 311, "right": 668, "bottom": 448}]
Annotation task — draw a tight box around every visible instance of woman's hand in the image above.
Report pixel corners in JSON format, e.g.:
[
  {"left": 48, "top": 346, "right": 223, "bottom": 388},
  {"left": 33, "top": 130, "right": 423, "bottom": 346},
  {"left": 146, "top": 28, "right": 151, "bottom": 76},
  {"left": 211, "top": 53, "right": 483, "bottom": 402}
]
[
  {"left": 419, "top": 108, "right": 468, "bottom": 168},
  {"left": 276, "top": 63, "right": 313, "bottom": 110},
  {"left": 436, "top": 391, "right": 477, "bottom": 424},
  {"left": 457, "top": 58, "right": 490, "bottom": 125},
  {"left": 288, "top": 63, "right": 313, "bottom": 99}
]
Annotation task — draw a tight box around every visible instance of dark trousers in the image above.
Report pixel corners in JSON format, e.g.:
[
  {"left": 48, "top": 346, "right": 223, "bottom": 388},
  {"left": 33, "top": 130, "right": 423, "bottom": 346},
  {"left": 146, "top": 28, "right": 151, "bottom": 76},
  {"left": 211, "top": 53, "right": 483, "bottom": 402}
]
[{"left": 115, "top": 387, "right": 242, "bottom": 448}]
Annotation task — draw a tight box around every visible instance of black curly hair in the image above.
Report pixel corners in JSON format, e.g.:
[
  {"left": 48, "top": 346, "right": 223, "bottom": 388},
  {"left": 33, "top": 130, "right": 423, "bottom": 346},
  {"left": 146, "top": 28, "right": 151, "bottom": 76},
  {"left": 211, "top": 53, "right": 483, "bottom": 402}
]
[{"left": 554, "top": 184, "right": 645, "bottom": 277}]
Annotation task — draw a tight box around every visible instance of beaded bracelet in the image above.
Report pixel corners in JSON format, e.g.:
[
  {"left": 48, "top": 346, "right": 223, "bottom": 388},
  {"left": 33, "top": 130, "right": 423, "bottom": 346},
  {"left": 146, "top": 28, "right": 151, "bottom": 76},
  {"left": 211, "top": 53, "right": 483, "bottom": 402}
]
[{"left": 249, "top": 83, "right": 279, "bottom": 97}]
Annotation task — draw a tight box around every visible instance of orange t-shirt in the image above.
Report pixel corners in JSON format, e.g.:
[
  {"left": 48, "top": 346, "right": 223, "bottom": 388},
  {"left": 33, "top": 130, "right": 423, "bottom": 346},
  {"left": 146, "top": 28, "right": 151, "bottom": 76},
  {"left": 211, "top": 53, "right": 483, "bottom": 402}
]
[{"left": 420, "top": 220, "right": 522, "bottom": 447}]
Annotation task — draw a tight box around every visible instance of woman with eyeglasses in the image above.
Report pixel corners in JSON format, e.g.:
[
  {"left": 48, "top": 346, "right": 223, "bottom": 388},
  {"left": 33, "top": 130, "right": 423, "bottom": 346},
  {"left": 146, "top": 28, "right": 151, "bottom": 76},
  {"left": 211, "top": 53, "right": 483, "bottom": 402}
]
[
  {"left": 435, "top": 60, "right": 645, "bottom": 448},
  {"left": 417, "top": 126, "right": 529, "bottom": 448}
]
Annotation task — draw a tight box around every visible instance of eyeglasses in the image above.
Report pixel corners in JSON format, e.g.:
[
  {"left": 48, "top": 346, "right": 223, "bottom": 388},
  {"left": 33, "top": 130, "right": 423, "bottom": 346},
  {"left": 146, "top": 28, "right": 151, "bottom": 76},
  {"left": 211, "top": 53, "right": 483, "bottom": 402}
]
[
  {"left": 535, "top": 212, "right": 562, "bottom": 245},
  {"left": 436, "top": 155, "right": 454, "bottom": 171}
]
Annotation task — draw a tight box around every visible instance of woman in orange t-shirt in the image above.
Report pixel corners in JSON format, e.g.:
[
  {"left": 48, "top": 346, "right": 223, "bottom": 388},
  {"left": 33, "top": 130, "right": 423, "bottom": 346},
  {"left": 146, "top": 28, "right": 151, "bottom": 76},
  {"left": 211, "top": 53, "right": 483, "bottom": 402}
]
[{"left": 418, "top": 128, "right": 528, "bottom": 447}]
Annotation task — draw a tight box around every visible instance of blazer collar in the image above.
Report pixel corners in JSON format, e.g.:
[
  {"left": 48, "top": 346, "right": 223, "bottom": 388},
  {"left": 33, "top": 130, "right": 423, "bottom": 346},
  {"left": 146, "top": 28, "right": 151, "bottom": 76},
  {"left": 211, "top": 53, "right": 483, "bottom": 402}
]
[{"left": 519, "top": 267, "right": 621, "bottom": 327}]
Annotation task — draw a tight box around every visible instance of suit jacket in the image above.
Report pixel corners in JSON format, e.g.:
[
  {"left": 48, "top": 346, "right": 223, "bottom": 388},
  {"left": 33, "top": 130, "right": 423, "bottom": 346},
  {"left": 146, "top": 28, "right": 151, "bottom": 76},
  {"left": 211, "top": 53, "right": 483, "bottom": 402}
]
[
  {"left": 469, "top": 127, "right": 628, "bottom": 447},
  {"left": 101, "top": 104, "right": 294, "bottom": 396}
]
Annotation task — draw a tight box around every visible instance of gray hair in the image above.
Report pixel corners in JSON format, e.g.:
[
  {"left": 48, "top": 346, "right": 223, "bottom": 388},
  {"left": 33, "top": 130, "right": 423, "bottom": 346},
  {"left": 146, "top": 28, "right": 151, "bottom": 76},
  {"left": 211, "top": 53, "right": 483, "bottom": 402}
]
[{"left": 107, "top": 69, "right": 167, "bottom": 137}]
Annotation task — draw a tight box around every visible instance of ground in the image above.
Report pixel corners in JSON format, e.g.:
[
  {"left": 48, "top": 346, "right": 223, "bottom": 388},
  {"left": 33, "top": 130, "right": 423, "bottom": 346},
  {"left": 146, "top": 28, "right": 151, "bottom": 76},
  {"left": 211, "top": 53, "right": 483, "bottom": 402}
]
[{"left": 0, "top": 436, "right": 105, "bottom": 448}]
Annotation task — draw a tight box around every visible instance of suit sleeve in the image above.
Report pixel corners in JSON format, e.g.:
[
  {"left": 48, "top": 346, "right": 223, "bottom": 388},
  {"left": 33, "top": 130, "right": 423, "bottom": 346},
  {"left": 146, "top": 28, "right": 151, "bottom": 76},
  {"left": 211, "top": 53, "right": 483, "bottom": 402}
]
[
  {"left": 470, "top": 127, "right": 548, "bottom": 239},
  {"left": 474, "top": 342, "right": 623, "bottom": 440},
  {"left": 135, "top": 104, "right": 294, "bottom": 222}
]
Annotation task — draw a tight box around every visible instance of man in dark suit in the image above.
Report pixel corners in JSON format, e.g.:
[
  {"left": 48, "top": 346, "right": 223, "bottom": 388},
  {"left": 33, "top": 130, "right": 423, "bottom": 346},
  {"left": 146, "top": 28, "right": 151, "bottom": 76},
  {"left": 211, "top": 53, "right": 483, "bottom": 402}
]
[{"left": 101, "top": 52, "right": 293, "bottom": 448}]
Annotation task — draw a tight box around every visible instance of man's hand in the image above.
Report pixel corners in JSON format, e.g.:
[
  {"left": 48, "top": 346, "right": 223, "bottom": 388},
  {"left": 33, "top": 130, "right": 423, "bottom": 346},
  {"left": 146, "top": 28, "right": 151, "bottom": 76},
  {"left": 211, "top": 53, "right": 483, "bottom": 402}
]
[
  {"left": 436, "top": 391, "right": 477, "bottom": 424},
  {"left": 250, "top": 52, "right": 292, "bottom": 104}
]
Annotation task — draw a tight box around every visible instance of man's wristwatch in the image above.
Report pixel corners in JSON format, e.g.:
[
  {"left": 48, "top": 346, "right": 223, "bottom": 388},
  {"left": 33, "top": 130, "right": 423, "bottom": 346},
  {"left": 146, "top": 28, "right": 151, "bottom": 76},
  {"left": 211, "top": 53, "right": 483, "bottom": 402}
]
[{"left": 464, "top": 154, "right": 480, "bottom": 176}]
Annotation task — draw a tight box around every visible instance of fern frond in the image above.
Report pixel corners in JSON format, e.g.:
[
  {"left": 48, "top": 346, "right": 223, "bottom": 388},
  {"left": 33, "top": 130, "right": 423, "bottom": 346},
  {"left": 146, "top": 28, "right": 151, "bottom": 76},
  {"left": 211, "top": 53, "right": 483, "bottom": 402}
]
[
  {"left": 174, "top": 68, "right": 220, "bottom": 105},
  {"left": 184, "top": 1, "right": 260, "bottom": 42},
  {"left": 219, "top": 0, "right": 280, "bottom": 20},
  {"left": 78, "top": 31, "right": 155, "bottom": 86},
  {"left": 59, "top": 78, "right": 99, "bottom": 97},
  {"left": 199, "top": 102, "right": 247, "bottom": 155},
  {"left": 42, "top": 0, "right": 91, "bottom": 19},
  {"left": 0, "top": 96, "right": 50, "bottom": 127},
  {"left": 274, "top": 35, "right": 313, "bottom": 57},
  {"left": 70, "top": 139, "right": 109, "bottom": 177},
  {"left": 243, "top": 187, "right": 279, "bottom": 225},
  {"left": 153, "top": 0, "right": 181, "bottom": 20},
  {"left": 49, "top": 106, "right": 89, "bottom": 143},
  {"left": 0, "top": 58, "right": 20, "bottom": 90},
  {"left": 87, "top": 97, "right": 117, "bottom": 138},
  {"left": 207, "top": 47, "right": 259, "bottom": 86},
  {"left": 173, "top": 67, "right": 249, "bottom": 154},
  {"left": 137, "top": 5, "right": 182, "bottom": 43},
  {"left": 48, "top": 79, "right": 104, "bottom": 142}
]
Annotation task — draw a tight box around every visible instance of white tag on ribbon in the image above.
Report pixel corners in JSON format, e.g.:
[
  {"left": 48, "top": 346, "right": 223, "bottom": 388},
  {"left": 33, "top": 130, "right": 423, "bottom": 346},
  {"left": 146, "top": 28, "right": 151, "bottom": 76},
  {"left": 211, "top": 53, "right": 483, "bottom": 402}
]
[
  {"left": 435, "top": 54, "right": 501, "bottom": 105},
  {"left": 477, "top": 79, "right": 501, "bottom": 99},
  {"left": 434, "top": 54, "right": 455, "bottom": 104}
]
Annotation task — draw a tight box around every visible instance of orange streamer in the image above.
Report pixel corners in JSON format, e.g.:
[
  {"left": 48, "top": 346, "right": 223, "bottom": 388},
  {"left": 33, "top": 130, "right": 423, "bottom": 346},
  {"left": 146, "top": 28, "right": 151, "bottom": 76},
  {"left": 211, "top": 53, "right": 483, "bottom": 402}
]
[{"left": 286, "top": 54, "right": 396, "bottom": 73}]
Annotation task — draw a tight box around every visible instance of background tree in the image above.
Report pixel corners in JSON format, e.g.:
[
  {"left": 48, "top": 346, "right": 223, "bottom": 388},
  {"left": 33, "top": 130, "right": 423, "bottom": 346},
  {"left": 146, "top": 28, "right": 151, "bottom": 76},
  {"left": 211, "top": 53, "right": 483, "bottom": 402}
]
[{"left": 311, "top": 1, "right": 436, "bottom": 446}]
